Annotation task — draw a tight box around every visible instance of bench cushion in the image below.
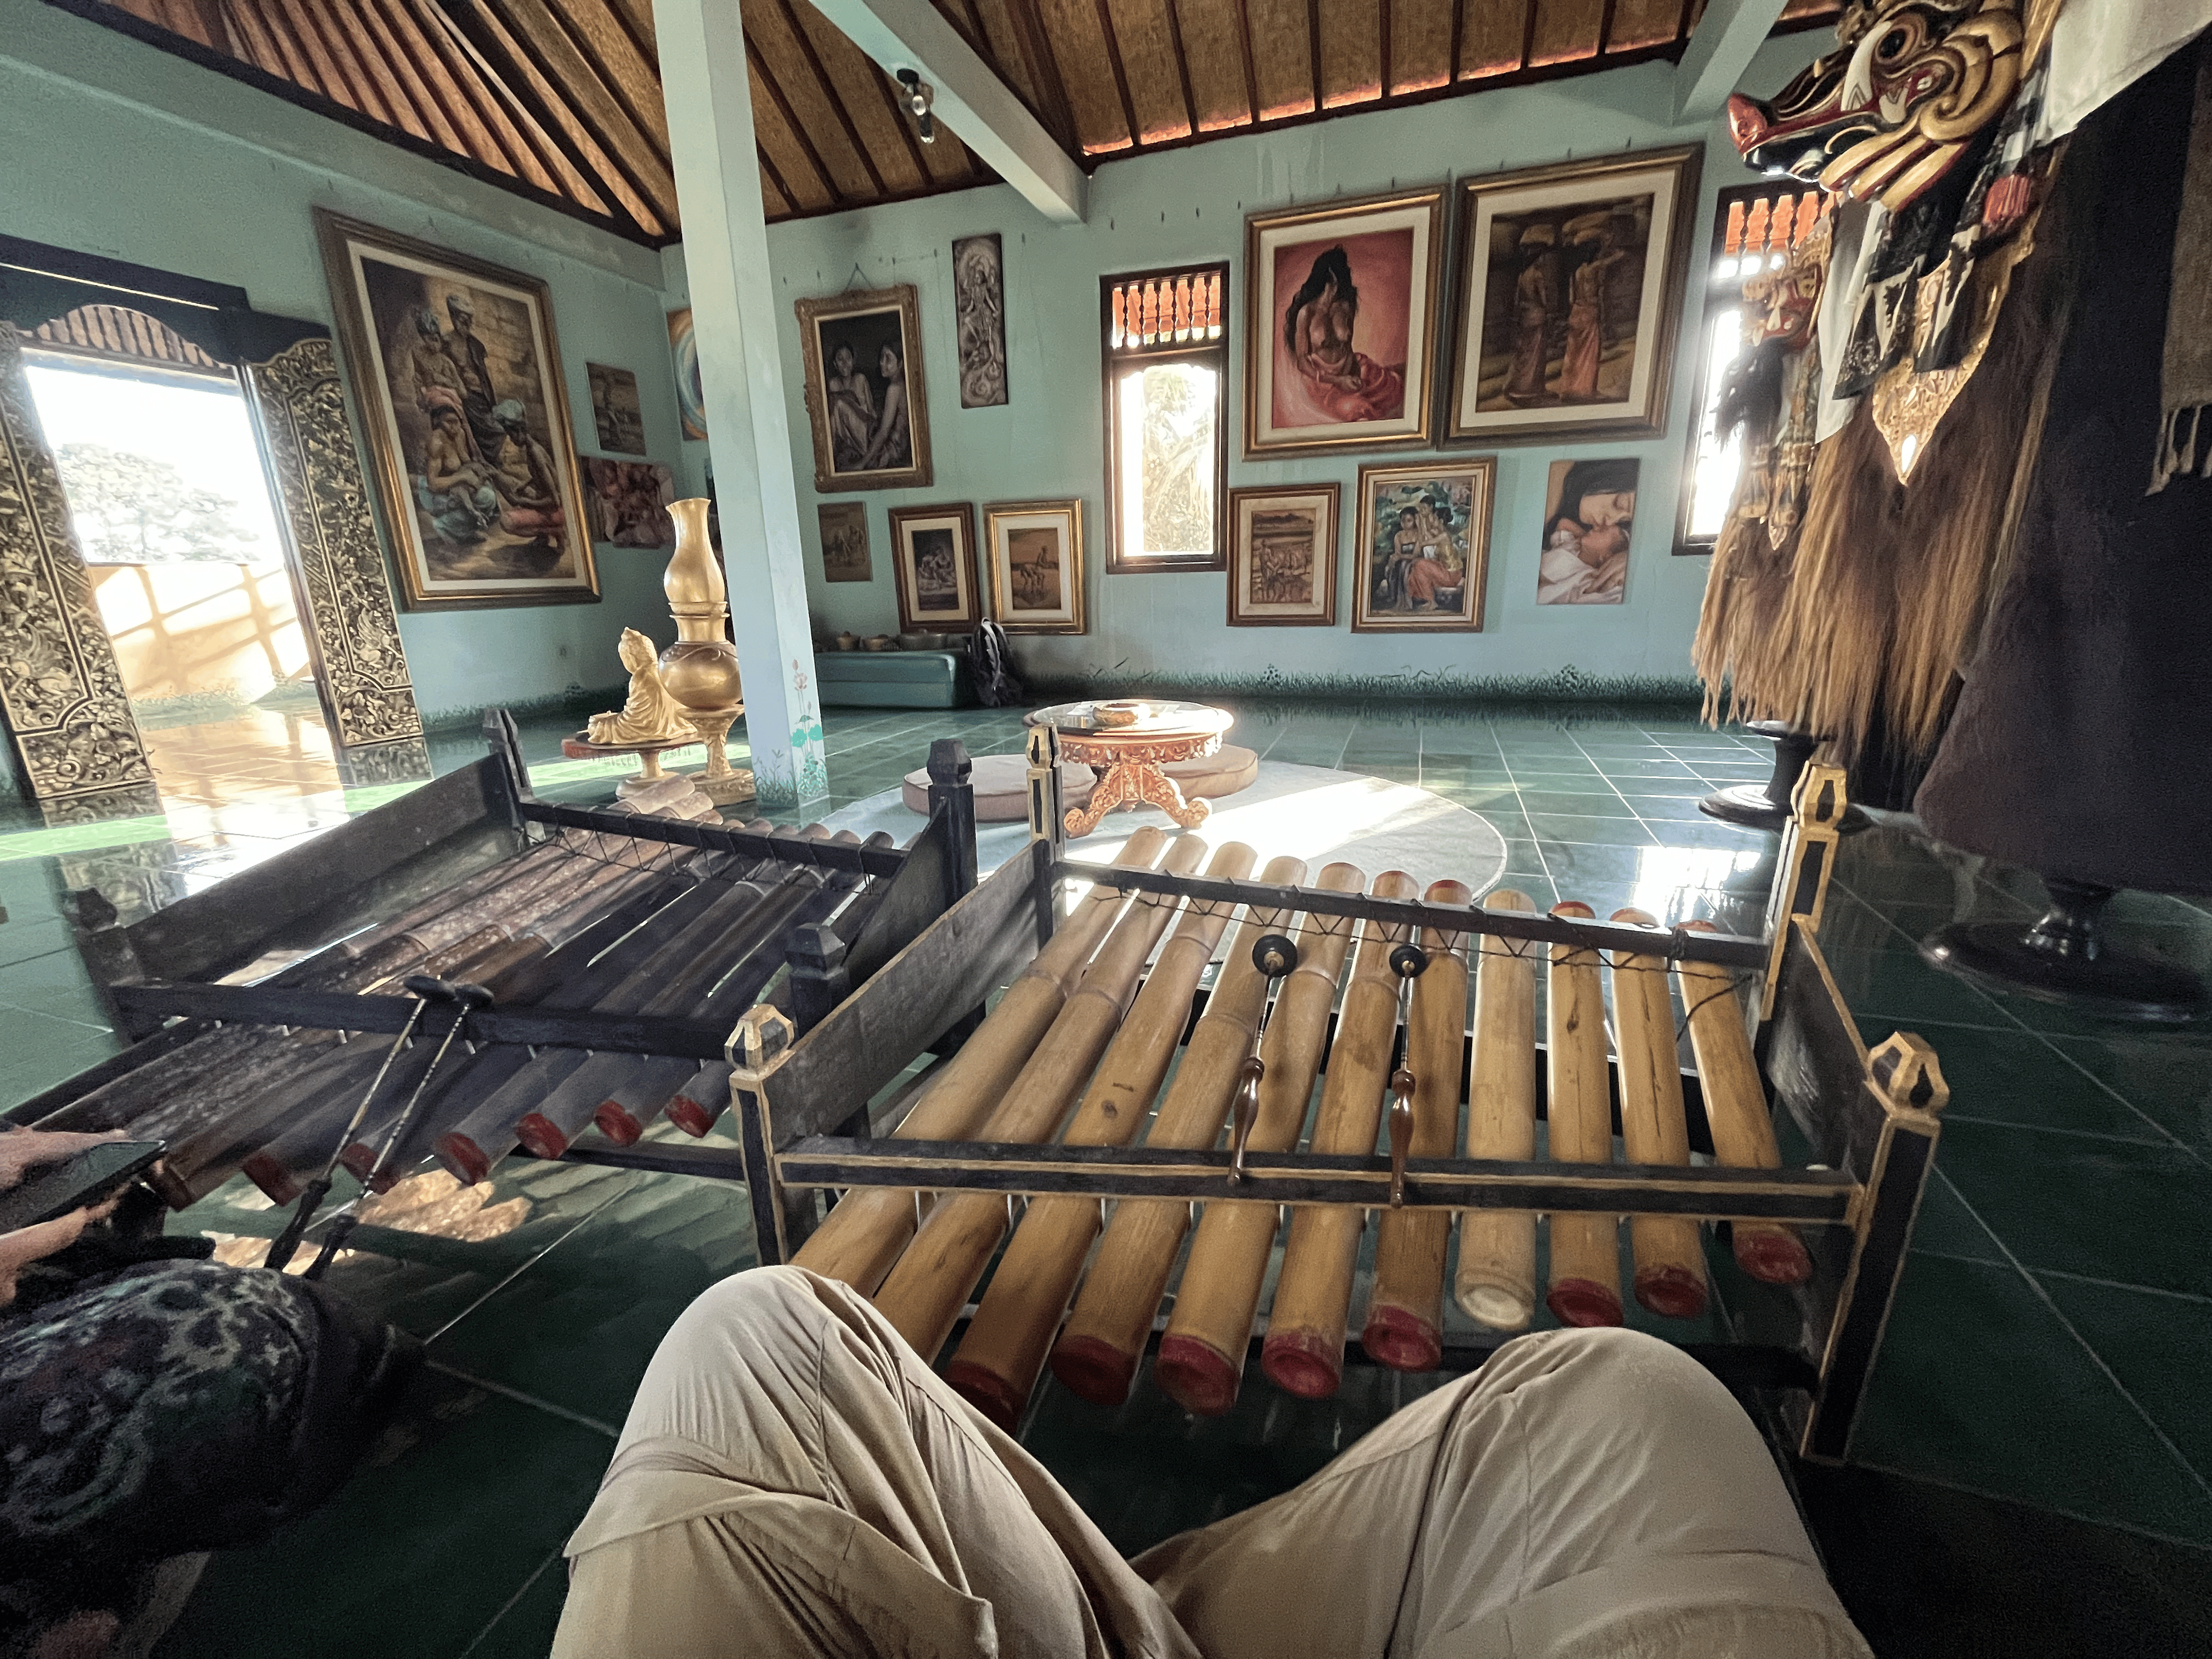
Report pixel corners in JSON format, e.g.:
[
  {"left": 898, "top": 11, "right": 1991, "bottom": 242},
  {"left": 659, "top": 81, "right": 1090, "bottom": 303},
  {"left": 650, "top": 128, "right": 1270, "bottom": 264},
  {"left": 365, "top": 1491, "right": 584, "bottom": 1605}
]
[{"left": 816, "top": 650, "right": 972, "bottom": 708}]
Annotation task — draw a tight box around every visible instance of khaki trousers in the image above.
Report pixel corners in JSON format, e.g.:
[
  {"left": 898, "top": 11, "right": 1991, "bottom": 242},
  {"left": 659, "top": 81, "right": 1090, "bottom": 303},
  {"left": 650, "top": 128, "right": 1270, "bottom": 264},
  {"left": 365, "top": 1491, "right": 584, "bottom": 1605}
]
[{"left": 554, "top": 1267, "right": 1868, "bottom": 1659}]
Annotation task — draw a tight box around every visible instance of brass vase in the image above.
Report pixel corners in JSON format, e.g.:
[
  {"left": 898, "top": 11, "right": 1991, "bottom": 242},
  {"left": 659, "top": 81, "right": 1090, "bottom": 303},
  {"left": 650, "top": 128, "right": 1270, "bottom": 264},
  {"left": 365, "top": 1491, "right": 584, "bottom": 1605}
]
[{"left": 658, "top": 497, "right": 753, "bottom": 804}]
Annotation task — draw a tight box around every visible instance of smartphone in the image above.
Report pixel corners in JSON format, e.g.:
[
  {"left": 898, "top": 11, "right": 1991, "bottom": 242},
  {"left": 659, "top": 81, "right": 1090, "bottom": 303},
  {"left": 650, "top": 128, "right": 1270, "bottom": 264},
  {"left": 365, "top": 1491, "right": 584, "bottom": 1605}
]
[{"left": 0, "top": 1141, "right": 165, "bottom": 1234}]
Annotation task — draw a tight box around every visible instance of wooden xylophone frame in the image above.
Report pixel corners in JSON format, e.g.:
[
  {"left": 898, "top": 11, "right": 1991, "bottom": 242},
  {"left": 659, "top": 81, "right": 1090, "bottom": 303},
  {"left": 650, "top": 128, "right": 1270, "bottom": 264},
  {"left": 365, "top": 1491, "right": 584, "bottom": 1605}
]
[{"left": 731, "top": 737, "right": 1949, "bottom": 1466}]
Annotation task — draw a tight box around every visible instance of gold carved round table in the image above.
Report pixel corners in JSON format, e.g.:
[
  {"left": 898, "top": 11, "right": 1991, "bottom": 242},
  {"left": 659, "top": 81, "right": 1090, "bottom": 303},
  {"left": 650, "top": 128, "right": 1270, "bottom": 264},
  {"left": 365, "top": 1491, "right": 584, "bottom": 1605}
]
[{"left": 1028, "top": 700, "right": 1235, "bottom": 838}]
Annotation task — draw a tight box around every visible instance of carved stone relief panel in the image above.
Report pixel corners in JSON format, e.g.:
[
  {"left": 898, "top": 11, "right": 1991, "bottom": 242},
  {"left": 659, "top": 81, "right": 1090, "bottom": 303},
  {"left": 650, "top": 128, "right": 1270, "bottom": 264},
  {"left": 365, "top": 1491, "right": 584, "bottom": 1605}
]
[
  {"left": 244, "top": 337, "right": 423, "bottom": 747},
  {"left": 0, "top": 323, "right": 155, "bottom": 800}
]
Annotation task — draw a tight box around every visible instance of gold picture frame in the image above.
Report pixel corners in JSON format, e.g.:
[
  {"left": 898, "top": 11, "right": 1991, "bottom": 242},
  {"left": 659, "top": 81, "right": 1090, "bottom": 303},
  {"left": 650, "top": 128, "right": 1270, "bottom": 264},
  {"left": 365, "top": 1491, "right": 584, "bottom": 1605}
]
[
  {"left": 889, "top": 502, "right": 980, "bottom": 631},
  {"left": 984, "top": 499, "right": 1085, "bottom": 634},
  {"left": 1442, "top": 145, "right": 1702, "bottom": 447},
  {"left": 794, "top": 284, "right": 933, "bottom": 492},
  {"left": 314, "top": 210, "right": 599, "bottom": 611},
  {"left": 1226, "top": 484, "right": 1339, "bottom": 627},
  {"left": 1351, "top": 458, "right": 1496, "bottom": 634},
  {"left": 1243, "top": 184, "right": 1447, "bottom": 459}
]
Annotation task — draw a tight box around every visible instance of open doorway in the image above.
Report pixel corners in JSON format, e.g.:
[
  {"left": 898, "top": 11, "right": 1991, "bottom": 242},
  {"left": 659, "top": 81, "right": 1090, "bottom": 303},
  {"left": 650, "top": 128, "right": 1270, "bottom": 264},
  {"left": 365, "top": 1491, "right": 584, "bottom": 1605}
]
[{"left": 22, "top": 344, "right": 340, "bottom": 805}]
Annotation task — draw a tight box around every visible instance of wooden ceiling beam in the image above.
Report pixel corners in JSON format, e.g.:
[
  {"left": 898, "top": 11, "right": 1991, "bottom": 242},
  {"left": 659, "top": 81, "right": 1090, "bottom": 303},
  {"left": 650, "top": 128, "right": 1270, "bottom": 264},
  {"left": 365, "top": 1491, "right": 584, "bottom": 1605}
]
[
  {"left": 743, "top": 33, "right": 849, "bottom": 208},
  {"left": 1233, "top": 0, "right": 1261, "bottom": 119},
  {"left": 1088, "top": 0, "right": 1139, "bottom": 146},
  {"left": 540, "top": 0, "right": 673, "bottom": 151},
  {"left": 394, "top": 0, "right": 571, "bottom": 196},
  {"left": 772, "top": 0, "right": 890, "bottom": 196},
  {"left": 1162, "top": 0, "right": 1198, "bottom": 137},
  {"left": 475, "top": 0, "right": 678, "bottom": 219},
  {"left": 808, "top": 0, "right": 1086, "bottom": 219},
  {"left": 1673, "top": 0, "right": 1786, "bottom": 117},
  {"left": 343, "top": 0, "right": 462, "bottom": 148},
  {"left": 1306, "top": 0, "right": 1321, "bottom": 112},
  {"left": 1000, "top": 0, "right": 1080, "bottom": 153},
  {"left": 1448, "top": 0, "right": 1464, "bottom": 78}
]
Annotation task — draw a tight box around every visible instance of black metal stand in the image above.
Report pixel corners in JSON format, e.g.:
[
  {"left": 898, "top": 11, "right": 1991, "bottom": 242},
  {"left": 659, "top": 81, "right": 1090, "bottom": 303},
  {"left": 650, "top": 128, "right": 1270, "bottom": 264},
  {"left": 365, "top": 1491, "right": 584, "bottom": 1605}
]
[
  {"left": 1702, "top": 722, "right": 1871, "bottom": 835},
  {"left": 1921, "top": 877, "right": 2209, "bottom": 1025}
]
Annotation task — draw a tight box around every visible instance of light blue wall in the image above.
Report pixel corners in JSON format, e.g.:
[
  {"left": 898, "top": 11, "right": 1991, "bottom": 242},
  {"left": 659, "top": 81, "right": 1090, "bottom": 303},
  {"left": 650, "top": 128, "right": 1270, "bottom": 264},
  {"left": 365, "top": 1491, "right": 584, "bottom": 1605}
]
[
  {"left": 0, "top": 0, "right": 687, "bottom": 725},
  {"left": 754, "top": 37, "right": 1822, "bottom": 694}
]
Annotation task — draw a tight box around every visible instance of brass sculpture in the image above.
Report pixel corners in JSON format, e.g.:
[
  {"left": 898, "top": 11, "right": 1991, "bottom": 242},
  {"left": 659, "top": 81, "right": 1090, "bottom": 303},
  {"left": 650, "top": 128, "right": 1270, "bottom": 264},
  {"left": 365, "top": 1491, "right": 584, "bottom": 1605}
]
[{"left": 586, "top": 628, "right": 693, "bottom": 747}]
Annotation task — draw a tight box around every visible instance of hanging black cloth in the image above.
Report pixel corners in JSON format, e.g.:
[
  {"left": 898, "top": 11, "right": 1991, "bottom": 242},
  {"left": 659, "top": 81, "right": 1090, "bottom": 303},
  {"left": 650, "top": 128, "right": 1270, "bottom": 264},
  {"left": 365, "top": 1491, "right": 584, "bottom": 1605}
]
[{"left": 1914, "top": 40, "right": 2212, "bottom": 898}]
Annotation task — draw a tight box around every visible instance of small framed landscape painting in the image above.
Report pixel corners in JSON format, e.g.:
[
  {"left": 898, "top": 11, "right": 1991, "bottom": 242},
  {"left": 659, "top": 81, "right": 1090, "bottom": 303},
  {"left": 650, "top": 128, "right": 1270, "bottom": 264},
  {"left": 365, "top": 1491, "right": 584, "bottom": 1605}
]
[
  {"left": 1244, "top": 185, "right": 1446, "bottom": 459},
  {"left": 794, "top": 284, "right": 933, "bottom": 492},
  {"left": 585, "top": 362, "right": 644, "bottom": 454},
  {"left": 1443, "top": 145, "right": 1701, "bottom": 445},
  {"left": 889, "top": 503, "right": 981, "bottom": 631},
  {"left": 984, "top": 499, "right": 1085, "bottom": 634},
  {"left": 817, "top": 501, "right": 871, "bottom": 583},
  {"left": 1227, "top": 484, "right": 1338, "bottom": 627},
  {"left": 1536, "top": 458, "right": 1637, "bottom": 605},
  {"left": 1351, "top": 458, "right": 1496, "bottom": 634}
]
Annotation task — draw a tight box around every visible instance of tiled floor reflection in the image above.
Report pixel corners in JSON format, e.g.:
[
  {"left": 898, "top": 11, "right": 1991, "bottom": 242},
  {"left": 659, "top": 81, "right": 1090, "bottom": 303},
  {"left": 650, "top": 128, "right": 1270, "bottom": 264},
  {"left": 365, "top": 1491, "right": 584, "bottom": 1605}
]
[{"left": 4, "top": 697, "right": 2209, "bottom": 1653}]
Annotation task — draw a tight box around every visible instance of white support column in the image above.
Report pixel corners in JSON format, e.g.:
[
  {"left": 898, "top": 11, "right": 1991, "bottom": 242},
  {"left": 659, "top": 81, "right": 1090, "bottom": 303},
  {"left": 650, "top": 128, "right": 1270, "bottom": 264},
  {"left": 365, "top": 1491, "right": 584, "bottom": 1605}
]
[
  {"left": 810, "top": 0, "right": 1086, "bottom": 223},
  {"left": 1673, "top": 0, "right": 1791, "bottom": 123},
  {"left": 654, "top": 0, "right": 827, "bottom": 810}
]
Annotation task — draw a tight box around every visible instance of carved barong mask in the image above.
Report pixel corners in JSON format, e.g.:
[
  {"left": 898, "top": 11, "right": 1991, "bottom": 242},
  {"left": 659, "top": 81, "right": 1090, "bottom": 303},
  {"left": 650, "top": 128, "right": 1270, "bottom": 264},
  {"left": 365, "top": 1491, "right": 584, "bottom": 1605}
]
[{"left": 1727, "top": 0, "right": 2024, "bottom": 211}]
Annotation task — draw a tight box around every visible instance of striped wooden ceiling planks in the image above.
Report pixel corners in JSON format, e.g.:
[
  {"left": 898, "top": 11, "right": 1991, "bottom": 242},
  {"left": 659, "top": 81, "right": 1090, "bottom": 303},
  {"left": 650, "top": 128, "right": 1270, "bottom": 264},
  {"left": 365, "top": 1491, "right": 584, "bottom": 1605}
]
[{"left": 58, "top": 0, "right": 1838, "bottom": 243}]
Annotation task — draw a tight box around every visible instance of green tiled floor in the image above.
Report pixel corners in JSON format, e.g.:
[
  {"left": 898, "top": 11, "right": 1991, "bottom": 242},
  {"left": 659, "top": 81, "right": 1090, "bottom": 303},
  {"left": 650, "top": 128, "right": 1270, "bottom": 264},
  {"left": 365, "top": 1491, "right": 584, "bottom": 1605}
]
[{"left": 4, "top": 697, "right": 2210, "bottom": 1653}]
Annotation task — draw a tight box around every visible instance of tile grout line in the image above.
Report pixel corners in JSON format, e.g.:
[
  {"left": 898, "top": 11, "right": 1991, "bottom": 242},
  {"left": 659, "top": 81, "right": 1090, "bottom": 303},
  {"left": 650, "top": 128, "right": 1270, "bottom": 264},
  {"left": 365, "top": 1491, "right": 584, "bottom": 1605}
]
[
  {"left": 1565, "top": 728, "right": 1664, "bottom": 849},
  {"left": 1844, "top": 1454, "right": 2212, "bottom": 1555},
  {"left": 426, "top": 1359, "right": 622, "bottom": 1439},
  {"left": 456, "top": 1542, "right": 570, "bottom": 1657},
  {"left": 1931, "top": 1166, "right": 2212, "bottom": 1500},
  {"left": 421, "top": 1188, "right": 630, "bottom": 1346}
]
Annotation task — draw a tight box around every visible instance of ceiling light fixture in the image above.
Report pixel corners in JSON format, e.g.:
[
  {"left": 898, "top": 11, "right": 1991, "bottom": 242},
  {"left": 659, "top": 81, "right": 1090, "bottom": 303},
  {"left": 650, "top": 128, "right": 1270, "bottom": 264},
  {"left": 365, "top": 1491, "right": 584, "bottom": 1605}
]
[{"left": 895, "top": 69, "right": 937, "bottom": 144}]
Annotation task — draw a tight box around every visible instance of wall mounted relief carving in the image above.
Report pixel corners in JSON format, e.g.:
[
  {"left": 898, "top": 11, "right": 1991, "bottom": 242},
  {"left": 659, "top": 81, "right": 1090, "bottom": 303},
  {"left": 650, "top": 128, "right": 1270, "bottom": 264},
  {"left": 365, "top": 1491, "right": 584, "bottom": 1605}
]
[
  {"left": 244, "top": 337, "right": 423, "bottom": 748},
  {"left": 0, "top": 323, "right": 155, "bottom": 801}
]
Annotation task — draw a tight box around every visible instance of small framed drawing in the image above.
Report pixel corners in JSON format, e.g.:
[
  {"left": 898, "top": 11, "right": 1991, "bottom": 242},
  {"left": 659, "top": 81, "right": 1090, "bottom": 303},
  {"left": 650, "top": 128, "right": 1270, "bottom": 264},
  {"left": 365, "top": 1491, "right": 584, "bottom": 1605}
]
[
  {"left": 585, "top": 362, "right": 644, "bottom": 454},
  {"left": 1243, "top": 184, "right": 1447, "bottom": 459},
  {"left": 794, "top": 284, "right": 933, "bottom": 492},
  {"left": 889, "top": 503, "right": 981, "bottom": 630},
  {"left": 1227, "top": 484, "right": 1339, "bottom": 627},
  {"left": 984, "top": 499, "right": 1085, "bottom": 634},
  {"left": 817, "top": 501, "right": 871, "bottom": 583},
  {"left": 1351, "top": 458, "right": 1496, "bottom": 634},
  {"left": 1536, "top": 458, "right": 1637, "bottom": 605},
  {"left": 1442, "top": 145, "right": 1702, "bottom": 446}
]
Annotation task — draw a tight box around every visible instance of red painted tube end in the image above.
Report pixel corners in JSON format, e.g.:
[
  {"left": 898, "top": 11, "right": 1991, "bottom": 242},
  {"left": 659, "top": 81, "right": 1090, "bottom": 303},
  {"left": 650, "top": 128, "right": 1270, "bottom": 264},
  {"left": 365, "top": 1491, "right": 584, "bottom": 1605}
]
[
  {"left": 1049, "top": 1334, "right": 1138, "bottom": 1407},
  {"left": 1360, "top": 1305, "right": 1442, "bottom": 1373},
  {"left": 1550, "top": 900, "right": 1596, "bottom": 919},
  {"left": 1155, "top": 1334, "right": 1240, "bottom": 1417},
  {"left": 1260, "top": 1329, "right": 1343, "bottom": 1400},
  {"left": 433, "top": 1132, "right": 490, "bottom": 1189},
  {"left": 943, "top": 1360, "right": 1028, "bottom": 1434},
  {"left": 1634, "top": 1263, "right": 1709, "bottom": 1319},
  {"left": 1735, "top": 1226, "right": 1814, "bottom": 1285},
  {"left": 1545, "top": 1277, "right": 1627, "bottom": 1328},
  {"left": 594, "top": 1101, "right": 644, "bottom": 1146},
  {"left": 240, "top": 1152, "right": 298, "bottom": 1206},
  {"left": 513, "top": 1113, "right": 569, "bottom": 1161},
  {"left": 667, "top": 1096, "right": 718, "bottom": 1137}
]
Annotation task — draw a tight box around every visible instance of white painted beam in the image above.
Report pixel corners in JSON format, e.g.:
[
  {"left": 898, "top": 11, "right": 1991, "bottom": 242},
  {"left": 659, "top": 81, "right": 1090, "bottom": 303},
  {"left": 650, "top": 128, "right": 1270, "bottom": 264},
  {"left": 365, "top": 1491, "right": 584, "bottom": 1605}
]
[
  {"left": 809, "top": 0, "right": 1086, "bottom": 224},
  {"left": 1673, "top": 0, "right": 1791, "bottom": 124}
]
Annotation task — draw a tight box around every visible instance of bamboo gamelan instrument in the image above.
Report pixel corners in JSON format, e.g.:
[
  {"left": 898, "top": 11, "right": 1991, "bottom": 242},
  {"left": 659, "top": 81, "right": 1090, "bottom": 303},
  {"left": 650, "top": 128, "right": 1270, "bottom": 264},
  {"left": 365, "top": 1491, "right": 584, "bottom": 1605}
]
[{"left": 743, "top": 754, "right": 1955, "bottom": 1465}]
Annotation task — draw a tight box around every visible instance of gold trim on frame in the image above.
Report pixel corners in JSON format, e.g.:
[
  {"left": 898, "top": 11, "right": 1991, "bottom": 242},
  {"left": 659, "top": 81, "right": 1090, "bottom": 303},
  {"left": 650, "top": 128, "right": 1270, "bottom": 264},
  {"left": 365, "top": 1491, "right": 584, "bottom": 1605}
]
[
  {"left": 314, "top": 209, "right": 600, "bottom": 611},
  {"left": 1243, "top": 185, "right": 1448, "bottom": 460},
  {"left": 244, "top": 338, "right": 424, "bottom": 747},
  {"left": 1226, "top": 483, "right": 1340, "bottom": 628},
  {"left": 0, "top": 323, "right": 155, "bottom": 801},
  {"left": 794, "top": 284, "right": 934, "bottom": 493},
  {"left": 1350, "top": 456, "right": 1498, "bottom": 634},
  {"left": 888, "top": 501, "right": 980, "bottom": 633},
  {"left": 1443, "top": 145, "right": 1703, "bottom": 448},
  {"left": 984, "top": 498, "right": 1085, "bottom": 634}
]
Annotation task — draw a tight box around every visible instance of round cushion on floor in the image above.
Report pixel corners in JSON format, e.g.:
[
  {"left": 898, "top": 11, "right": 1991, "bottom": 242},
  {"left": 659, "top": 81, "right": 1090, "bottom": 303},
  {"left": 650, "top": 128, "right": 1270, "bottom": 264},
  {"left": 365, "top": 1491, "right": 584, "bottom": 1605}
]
[
  {"left": 1162, "top": 744, "right": 1259, "bottom": 800},
  {"left": 901, "top": 753, "right": 1097, "bottom": 820}
]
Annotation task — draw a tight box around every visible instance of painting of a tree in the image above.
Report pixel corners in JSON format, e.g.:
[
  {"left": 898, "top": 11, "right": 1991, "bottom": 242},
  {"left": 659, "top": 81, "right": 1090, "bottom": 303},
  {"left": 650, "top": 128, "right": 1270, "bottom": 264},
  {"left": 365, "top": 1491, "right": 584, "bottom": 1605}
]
[{"left": 53, "top": 442, "right": 264, "bottom": 565}]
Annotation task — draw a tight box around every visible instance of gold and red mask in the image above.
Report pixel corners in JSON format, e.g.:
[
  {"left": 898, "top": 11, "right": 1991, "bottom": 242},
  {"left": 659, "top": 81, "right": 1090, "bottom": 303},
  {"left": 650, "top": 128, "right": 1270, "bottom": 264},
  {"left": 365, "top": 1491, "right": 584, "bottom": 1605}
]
[{"left": 1727, "top": 0, "right": 2024, "bottom": 211}]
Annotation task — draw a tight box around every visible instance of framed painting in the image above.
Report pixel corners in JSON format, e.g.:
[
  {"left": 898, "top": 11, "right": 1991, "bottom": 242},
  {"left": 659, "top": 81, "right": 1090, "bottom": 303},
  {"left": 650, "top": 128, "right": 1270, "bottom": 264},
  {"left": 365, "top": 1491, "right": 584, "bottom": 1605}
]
[
  {"left": 984, "top": 499, "right": 1084, "bottom": 634},
  {"left": 889, "top": 503, "right": 981, "bottom": 630},
  {"left": 952, "top": 234, "right": 1008, "bottom": 408},
  {"left": 1227, "top": 484, "right": 1338, "bottom": 627},
  {"left": 817, "top": 501, "right": 871, "bottom": 583},
  {"left": 795, "top": 284, "right": 933, "bottom": 492},
  {"left": 315, "top": 210, "right": 597, "bottom": 610},
  {"left": 1351, "top": 458, "right": 1496, "bottom": 634},
  {"left": 583, "top": 458, "right": 675, "bottom": 548},
  {"left": 1443, "top": 145, "right": 1702, "bottom": 446},
  {"left": 1536, "top": 458, "right": 1638, "bottom": 605},
  {"left": 1243, "top": 185, "right": 1446, "bottom": 459},
  {"left": 668, "top": 308, "right": 707, "bottom": 440},
  {"left": 586, "top": 362, "right": 644, "bottom": 454}
]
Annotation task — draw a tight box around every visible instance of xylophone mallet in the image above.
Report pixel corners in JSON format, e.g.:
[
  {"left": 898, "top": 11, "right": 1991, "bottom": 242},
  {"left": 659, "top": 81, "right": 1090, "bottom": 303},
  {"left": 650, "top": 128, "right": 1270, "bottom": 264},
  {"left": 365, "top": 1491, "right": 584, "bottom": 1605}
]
[
  {"left": 1260, "top": 871, "right": 1421, "bottom": 1399},
  {"left": 1156, "top": 861, "right": 1368, "bottom": 1417},
  {"left": 1361, "top": 879, "right": 1474, "bottom": 1372},
  {"left": 1050, "top": 855, "right": 1309, "bottom": 1406},
  {"left": 870, "top": 834, "right": 1211, "bottom": 1361},
  {"left": 791, "top": 828, "right": 1170, "bottom": 1295},
  {"left": 1675, "top": 919, "right": 1812, "bottom": 1285},
  {"left": 944, "top": 839, "right": 1260, "bottom": 1430},
  {"left": 1607, "top": 908, "right": 1709, "bottom": 1319},
  {"left": 1453, "top": 890, "right": 1541, "bottom": 1331},
  {"left": 1543, "top": 901, "right": 1625, "bottom": 1327}
]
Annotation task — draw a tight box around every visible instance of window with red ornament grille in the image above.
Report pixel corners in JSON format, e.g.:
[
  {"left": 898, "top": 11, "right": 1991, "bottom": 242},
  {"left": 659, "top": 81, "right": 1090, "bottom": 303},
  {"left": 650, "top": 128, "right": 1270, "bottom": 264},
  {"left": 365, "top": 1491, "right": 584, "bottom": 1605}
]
[{"left": 1100, "top": 263, "right": 1229, "bottom": 573}]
